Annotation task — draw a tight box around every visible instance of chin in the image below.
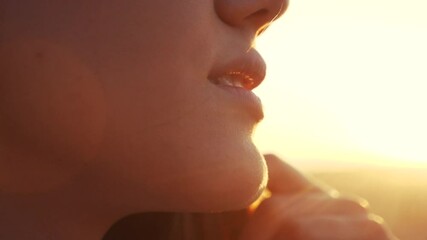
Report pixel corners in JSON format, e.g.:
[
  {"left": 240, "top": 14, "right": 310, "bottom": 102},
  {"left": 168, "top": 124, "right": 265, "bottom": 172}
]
[
  {"left": 170, "top": 120, "right": 268, "bottom": 212},
  {"left": 128, "top": 138, "right": 267, "bottom": 213},
  {"left": 168, "top": 142, "right": 268, "bottom": 213}
]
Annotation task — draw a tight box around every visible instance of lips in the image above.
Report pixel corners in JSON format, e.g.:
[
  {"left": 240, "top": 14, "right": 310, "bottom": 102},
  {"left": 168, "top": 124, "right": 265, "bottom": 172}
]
[
  {"left": 210, "top": 72, "right": 256, "bottom": 89},
  {"left": 208, "top": 50, "right": 266, "bottom": 91},
  {"left": 208, "top": 49, "right": 266, "bottom": 121}
]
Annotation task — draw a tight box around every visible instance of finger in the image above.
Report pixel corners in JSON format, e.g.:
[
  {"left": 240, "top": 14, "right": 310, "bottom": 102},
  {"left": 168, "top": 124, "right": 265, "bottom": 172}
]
[
  {"left": 272, "top": 214, "right": 398, "bottom": 240},
  {"left": 239, "top": 194, "right": 372, "bottom": 240},
  {"left": 238, "top": 194, "right": 324, "bottom": 240},
  {"left": 264, "top": 154, "right": 320, "bottom": 195},
  {"left": 309, "top": 195, "right": 370, "bottom": 216},
  {"left": 281, "top": 194, "right": 369, "bottom": 217},
  {"left": 253, "top": 194, "right": 368, "bottom": 221}
]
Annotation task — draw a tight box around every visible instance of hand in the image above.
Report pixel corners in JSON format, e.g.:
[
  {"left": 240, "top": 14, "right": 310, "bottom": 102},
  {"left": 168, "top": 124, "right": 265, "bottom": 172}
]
[{"left": 238, "top": 154, "right": 399, "bottom": 240}]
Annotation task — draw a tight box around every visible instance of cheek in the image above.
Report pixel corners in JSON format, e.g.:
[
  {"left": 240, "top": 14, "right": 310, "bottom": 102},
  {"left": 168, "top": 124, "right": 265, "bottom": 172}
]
[
  {"left": 0, "top": 39, "right": 107, "bottom": 161},
  {"left": 68, "top": 0, "right": 217, "bottom": 84}
]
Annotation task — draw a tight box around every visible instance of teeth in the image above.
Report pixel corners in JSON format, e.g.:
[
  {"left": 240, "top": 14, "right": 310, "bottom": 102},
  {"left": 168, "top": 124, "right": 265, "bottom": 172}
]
[
  {"left": 217, "top": 76, "right": 244, "bottom": 88},
  {"left": 214, "top": 72, "right": 254, "bottom": 89}
]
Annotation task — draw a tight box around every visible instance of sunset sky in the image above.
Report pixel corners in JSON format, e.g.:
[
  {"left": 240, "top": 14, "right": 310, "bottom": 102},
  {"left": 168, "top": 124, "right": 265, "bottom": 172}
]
[{"left": 253, "top": 0, "right": 427, "bottom": 170}]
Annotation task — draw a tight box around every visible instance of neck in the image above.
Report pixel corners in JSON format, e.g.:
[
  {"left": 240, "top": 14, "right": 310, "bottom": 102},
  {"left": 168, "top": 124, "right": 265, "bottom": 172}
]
[{"left": 0, "top": 176, "right": 117, "bottom": 240}]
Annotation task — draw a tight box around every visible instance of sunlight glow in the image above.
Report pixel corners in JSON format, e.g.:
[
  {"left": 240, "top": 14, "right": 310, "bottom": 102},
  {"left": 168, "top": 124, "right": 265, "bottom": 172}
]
[{"left": 253, "top": 0, "right": 427, "bottom": 170}]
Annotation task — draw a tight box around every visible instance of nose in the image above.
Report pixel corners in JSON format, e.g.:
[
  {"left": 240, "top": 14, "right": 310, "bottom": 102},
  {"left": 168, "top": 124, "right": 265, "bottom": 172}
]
[{"left": 215, "top": 0, "right": 289, "bottom": 35}]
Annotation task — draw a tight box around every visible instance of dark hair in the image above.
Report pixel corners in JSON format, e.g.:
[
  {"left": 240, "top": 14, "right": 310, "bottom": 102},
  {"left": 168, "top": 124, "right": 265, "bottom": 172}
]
[{"left": 103, "top": 211, "right": 249, "bottom": 240}]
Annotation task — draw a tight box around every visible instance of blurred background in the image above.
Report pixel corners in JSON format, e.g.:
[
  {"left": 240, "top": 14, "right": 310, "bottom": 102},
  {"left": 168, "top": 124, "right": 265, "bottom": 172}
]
[{"left": 253, "top": 0, "right": 427, "bottom": 239}]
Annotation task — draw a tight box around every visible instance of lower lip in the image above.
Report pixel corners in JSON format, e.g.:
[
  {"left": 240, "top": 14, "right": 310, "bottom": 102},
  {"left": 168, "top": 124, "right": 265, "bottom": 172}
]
[{"left": 216, "top": 85, "right": 264, "bottom": 121}]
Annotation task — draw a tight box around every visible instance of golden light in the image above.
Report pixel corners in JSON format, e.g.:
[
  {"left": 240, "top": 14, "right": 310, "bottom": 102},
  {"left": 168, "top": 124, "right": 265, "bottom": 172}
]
[{"left": 253, "top": 0, "right": 427, "bottom": 170}]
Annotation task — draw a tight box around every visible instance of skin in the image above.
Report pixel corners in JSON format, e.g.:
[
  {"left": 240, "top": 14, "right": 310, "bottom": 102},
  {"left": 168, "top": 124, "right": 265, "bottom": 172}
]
[
  {"left": 0, "top": 0, "right": 398, "bottom": 239},
  {"left": 239, "top": 155, "right": 399, "bottom": 240}
]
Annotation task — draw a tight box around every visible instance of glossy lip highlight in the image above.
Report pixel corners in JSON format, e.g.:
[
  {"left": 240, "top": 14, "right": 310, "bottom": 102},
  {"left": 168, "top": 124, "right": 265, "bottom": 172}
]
[{"left": 208, "top": 50, "right": 266, "bottom": 91}]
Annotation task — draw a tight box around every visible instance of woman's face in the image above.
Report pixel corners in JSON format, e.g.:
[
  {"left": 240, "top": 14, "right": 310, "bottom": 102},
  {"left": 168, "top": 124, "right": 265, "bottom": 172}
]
[{"left": 0, "top": 0, "right": 287, "bottom": 212}]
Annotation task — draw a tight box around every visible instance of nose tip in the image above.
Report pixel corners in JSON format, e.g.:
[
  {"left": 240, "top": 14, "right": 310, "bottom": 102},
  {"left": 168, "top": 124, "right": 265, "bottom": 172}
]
[{"left": 215, "top": 0, "right": 289, "bottom": 34}]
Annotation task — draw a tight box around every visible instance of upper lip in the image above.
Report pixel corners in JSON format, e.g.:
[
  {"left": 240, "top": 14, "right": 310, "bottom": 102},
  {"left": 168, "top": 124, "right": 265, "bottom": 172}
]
[{"left": 208, "top": 49, "right": 266, "bottom": 91}]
